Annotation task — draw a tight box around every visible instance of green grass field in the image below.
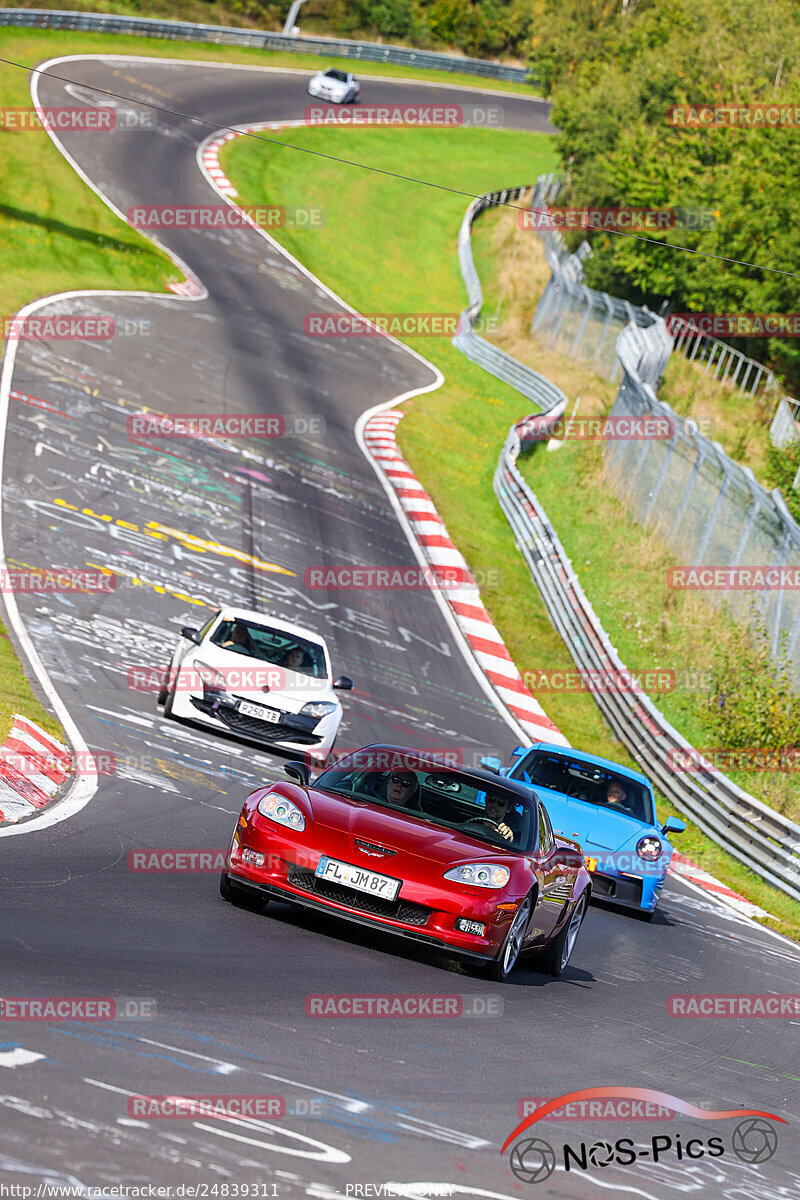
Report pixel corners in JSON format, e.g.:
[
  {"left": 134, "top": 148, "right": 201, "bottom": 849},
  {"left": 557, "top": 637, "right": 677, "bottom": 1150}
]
[{"left": 223, "top": 123, "right": 800, "bottom": 938}]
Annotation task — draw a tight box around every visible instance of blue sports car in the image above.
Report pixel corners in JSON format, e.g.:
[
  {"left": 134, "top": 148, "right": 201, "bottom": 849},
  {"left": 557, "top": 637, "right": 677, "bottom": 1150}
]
[{"left": 483, "top": 743, "right": 685, "bottom": 920}]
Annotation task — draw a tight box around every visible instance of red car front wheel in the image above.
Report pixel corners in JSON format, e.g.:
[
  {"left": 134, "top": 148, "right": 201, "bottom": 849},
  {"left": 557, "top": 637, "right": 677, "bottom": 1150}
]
[{"left": 487, "top": 895, "right": 533, "bottom": 982}]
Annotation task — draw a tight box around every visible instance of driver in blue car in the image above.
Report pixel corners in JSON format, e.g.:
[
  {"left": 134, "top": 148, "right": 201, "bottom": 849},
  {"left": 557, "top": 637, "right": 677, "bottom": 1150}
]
[{"left": 605, "top": 780, "right": 629, "bottom": 811}]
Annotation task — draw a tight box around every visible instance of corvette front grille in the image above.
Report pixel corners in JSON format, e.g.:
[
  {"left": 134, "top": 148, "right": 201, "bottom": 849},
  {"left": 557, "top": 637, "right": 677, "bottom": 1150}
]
[{"left": 288, "top": 867, "right": 430, "bottom": 926}]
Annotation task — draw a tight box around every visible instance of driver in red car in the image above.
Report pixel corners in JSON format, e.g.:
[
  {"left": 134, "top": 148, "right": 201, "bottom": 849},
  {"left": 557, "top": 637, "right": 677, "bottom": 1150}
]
[{"left": 482, "top": 792, "right": 516, "bottom": 843}]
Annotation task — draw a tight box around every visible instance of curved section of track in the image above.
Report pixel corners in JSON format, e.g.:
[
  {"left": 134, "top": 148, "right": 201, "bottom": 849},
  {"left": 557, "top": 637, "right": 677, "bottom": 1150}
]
[{"left": 0, "top": 57, "right": 797, "bottom": 1195}]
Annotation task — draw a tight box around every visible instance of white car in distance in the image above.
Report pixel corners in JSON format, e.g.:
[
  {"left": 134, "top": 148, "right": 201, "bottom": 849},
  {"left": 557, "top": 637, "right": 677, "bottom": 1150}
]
[
  {"left": 307, "top": 68, "right": 360, "bottom": 104},
  {"left": 159, "top": 607, "right": 353, "bottom": 764}
]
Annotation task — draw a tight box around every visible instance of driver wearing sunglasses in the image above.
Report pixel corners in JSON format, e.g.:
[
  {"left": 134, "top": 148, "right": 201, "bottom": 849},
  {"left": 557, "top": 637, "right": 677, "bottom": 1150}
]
[
  {"left": 385, "top": 771, "right": 422, "bottom": 809},
  {"left": 482, "top": 792, "right": 515, "bottom": 843}
]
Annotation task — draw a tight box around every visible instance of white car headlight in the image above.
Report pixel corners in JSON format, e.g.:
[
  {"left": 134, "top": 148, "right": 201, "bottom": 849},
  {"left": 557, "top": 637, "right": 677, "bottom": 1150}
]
[
  {"left": 193, "top": 660, "right": 226, "bottom": 692},
  {"left": 300, "top": 701, "right": 337, "bottom": 718},
  {"left": 444, "top": 864, "right": 510, "bottom": 889},
  {"left": 257, "top": 792, "right": 306, "bottom": 831}
]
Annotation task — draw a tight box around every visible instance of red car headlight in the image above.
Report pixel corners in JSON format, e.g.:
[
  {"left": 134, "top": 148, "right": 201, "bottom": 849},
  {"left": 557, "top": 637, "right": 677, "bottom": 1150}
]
[
  {"left": 444, "top": 864, "right": 510, "bottom": 889},
  {"left": 257, "top": 792, "right": 306, "bottom": 831}
]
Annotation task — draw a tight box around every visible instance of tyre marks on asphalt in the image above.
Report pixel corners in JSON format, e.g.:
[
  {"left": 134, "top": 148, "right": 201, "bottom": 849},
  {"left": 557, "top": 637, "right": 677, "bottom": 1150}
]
[{"left": 6, "top": 342, "right": 511, "bottom": 808}]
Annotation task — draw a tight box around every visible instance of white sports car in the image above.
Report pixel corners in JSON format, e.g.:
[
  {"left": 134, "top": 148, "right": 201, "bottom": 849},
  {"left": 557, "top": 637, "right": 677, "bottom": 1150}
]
[
  {"left": 159, "top": 607, "right": 353, "bottom": 764},
  {"left": 307, "top": 68, "right": 360, "bottom": 104}
]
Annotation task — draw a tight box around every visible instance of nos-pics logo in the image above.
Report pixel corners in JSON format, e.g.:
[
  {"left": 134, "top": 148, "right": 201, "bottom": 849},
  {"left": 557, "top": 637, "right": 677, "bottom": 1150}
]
[{"left": 503, "top": 1088, "right": 782, "bottom": 1184}]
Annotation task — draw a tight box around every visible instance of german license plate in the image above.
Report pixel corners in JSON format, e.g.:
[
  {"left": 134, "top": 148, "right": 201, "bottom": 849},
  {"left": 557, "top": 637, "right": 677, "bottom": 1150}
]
[
  {"left": 315, "top": 856, "right": 400, "bottom": 901},
  {"left": 238, "top": 701, "right": 280, "bottom": 723}
]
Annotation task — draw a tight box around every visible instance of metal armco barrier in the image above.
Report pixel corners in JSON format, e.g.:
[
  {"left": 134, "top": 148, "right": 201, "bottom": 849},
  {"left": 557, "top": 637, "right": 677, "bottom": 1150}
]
[
  {"left": 453, "top": 188, "right": 568, "bottom": 417},
  {"left": 495, "top": 418, "right": 800, "bottom": 903},
  {"left": 455, "top": 184, "right": 800, "bottom": 901},
  {"left": 530, "top": 176, "right": 800, "bottom": 689},
  {"left": 0, "top": 9, "right": 531, "bottom": 81}
]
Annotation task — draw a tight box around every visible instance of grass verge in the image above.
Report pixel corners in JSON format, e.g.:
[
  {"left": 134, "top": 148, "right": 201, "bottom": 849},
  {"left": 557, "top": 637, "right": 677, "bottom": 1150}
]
[
  {"left": 471, "top": 203, "right": 791, "bottom": 494},
  {"left": 223, "top": 124, "right": 800, "bottom": 938}
]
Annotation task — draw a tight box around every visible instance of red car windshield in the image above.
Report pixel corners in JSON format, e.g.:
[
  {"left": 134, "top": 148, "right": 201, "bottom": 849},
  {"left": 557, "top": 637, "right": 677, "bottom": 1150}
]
[{"left": 316, "top": 751, "right": 535, "bottom": 851}]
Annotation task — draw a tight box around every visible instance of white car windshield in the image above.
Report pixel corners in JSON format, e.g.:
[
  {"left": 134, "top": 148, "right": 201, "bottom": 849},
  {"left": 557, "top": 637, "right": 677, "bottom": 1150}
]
[
  {"left": 209, "top": 619, "right": 327, "bottom": 679},
  {"left": 324, "top": 70, "right": 349, "bottom": 82}
]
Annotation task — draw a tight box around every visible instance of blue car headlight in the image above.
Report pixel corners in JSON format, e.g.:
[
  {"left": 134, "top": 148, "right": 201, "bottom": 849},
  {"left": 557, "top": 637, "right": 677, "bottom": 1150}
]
[{"left": 637, "top": 835, "right": 663, "bottom": 861}]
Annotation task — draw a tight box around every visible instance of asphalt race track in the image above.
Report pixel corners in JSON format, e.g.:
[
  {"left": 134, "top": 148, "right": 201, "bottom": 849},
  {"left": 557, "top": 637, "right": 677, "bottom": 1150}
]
[{"left": 0, "top": 57, "right": 798, "bottom": 1196}]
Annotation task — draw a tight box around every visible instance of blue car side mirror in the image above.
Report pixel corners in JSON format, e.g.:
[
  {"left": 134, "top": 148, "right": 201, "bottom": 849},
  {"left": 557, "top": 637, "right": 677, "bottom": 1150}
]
[
  {"left": 662, "top": 816, "right": 686, "bottom": 835},
  {"left": 480, "top": 755, "right": 503, "bottom": 774},
  {"left": 511, "top": 746, "right": 526, "bottom": 758}
]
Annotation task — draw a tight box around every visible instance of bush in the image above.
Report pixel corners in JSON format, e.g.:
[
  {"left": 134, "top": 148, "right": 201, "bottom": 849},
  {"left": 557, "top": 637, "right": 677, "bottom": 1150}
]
[{"left": 705, "top": 617, "right": 800, "bottom": 751}]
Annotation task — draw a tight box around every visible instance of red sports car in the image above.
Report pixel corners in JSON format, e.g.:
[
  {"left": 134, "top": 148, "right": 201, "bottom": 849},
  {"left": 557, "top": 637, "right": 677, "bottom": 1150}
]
[{"left": 220, "top": 746, "right": 591, "bottom": 981}]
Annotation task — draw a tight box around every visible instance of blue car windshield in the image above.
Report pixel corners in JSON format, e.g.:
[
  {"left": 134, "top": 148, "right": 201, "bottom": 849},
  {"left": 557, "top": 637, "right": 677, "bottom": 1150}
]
[{"left": 512, "top": 750, "right": 654, "bottom": 825}]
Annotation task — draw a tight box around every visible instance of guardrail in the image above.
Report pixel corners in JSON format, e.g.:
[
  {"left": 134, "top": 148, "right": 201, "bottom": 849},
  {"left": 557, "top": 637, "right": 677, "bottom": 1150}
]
[
  {"left": 529, "top": 177, "right": 800, "bottom": 688},
  {"left": 495, "top": 418, "right": 800, "bottom": 903},
  {"left": 453, "top": 187, "right": 568, "bottom": 417},
  {"left": 455, "top": 184, "right": 800, "bottom": 901},
  {"left": 0, "top": 8, "right": 531, "bottom": 81}
]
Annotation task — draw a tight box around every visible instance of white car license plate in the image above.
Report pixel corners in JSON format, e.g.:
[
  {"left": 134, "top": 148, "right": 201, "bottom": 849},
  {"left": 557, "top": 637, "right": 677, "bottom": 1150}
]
[
  {"left": 315, "top": 856, "right": 400, "bottom": 901},
  {"left": 238, "top": 701, "right": 280, "bottom": 723}
]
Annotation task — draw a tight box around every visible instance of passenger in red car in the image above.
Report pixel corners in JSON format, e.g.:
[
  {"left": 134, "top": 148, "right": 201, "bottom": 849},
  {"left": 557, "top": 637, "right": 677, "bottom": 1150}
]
[{"left": 385, "top": 771, "right": 421, "bottom": 808}]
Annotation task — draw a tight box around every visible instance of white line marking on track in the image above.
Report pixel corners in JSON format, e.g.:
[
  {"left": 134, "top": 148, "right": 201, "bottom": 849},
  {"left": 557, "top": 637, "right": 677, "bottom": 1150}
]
[{"left": 0, "top": 1047, "right": 45, "bottom": 1069}]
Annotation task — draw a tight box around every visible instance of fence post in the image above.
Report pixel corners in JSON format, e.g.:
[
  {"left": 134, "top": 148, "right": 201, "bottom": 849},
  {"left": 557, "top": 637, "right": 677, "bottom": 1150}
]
[
  {"left": 694, "top": 444, "right": 733, "bottom": 561},
  {"left": 671, "top": 438, "right": 705, "bottom": 540},
  {"left": 642, "top": 402, "right": 678, "bottom": 524},
  {"left": 768, "top": 491, "right": 796, "bottom": 660},
  {"left": 570, "top": 287, "right": 594, "bottom": 356}
]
